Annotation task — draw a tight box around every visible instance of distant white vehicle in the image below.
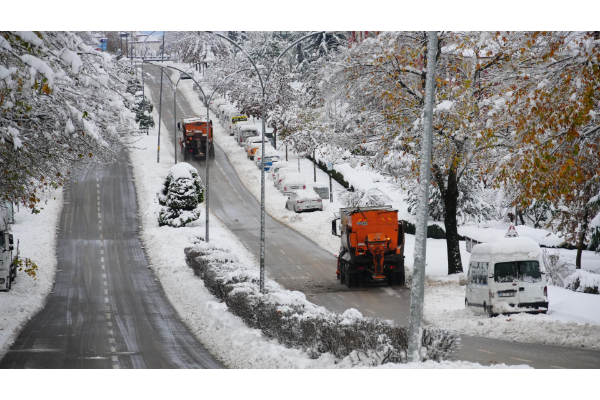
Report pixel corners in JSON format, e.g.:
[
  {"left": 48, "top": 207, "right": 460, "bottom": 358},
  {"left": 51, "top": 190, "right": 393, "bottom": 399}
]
[
  {"left": 466, "top": 237, "right": 548, "bottom": 317},
  {"left": 274, "top": 167, "right": 297, "bottom": 190},
  {"left": 270, "top": 161, "right": 292, "bottom": 180},
  {"left": 279, "top": 174, "right": 306, "bottom": 196},
  {"left": 224, "top": 109, "right": 248, "bottom": 136},
  {"left": 254, "top": 147, "right": 280, "bottom": 168},
  {"left": 285, "top": 191, "right": 323, "bottom": 213},
  {"left": 0, "top": 213, "right": 17, "bottom": 292},
  {"left": 210, "top": 99, "right": 226, "bottom": 113}
]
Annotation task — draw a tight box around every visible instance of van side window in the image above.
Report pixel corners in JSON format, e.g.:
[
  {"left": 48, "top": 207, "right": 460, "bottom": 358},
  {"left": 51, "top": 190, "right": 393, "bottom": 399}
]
[{"left": 481, "top": 262, "right": 488, "bottom": 285}]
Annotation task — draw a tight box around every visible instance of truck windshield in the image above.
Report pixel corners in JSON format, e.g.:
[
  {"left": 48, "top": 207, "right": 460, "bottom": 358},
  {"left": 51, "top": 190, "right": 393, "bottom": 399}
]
[
  {"left": 0, "top": 234, "right": 4, "bottom": 248},
  {"left": 518, "top": 261, "right": 542, "bottom": 283},
  {"left": 494, "top": 262, "right": 516, "bottom": 283}
]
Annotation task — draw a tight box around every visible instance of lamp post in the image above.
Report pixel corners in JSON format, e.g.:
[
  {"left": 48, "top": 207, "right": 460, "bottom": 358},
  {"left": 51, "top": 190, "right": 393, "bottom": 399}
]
[
  {"left": 207, "top": 31, "right": 326, "bottom": 292},
  {"left": 140, "top": 31, "right": 155, "bottom": 101},
  {"left": 407, "top": 31, "right": 439, "bottom": 363}
]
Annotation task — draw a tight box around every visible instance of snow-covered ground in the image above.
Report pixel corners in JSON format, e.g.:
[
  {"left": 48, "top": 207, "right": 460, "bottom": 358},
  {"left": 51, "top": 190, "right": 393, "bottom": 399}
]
[
  {"left": 0, "top": 190, "right": 63, "bottom": 354},
  {"left": 174, "top": 72, "right": 600, "bottom": 351},
  {"left": 134, "top": 79, "right": 527, "bottom": 368}
]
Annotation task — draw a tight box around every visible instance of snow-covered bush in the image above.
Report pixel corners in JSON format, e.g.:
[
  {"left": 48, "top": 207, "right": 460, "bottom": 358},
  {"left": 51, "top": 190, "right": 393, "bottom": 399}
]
[
  {"left": 541, "top": 249, "right": 572, "bottom": 287},
  {"left": 157, "top": 163, "right": 204, "bottom": 227},
  {"left": 185, "top": 243, "right": 460, "bottom": 366},
  {"left": 564, "top": 270, "right": 600, "bottom": 295}
]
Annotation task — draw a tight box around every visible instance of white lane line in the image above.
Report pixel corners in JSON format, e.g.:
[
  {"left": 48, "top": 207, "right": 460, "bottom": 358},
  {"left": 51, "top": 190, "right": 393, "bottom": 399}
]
[
  {"left": 107, "top": 321, "right": 112, "bottom": 327},
  {"left": 100, "top": 234, "right": 103, "bottom": 240},
  {"left": 96, "top": 183, "right": 99, "bottom": 188},
  {"left": 113, "top": 365, "right": 120, "bottom": 370},
  {"left": 96, "top": 178, "right": 98, "bottom": 182},
  {"left": 550, "top": 365, "right": 567, "bottom": 369},
  {"left": 104, "top": 289, "right": 108, "bottom": 295},
  {"left": 102, "top": 265, "right": 105, "bottom": 270},
  {"left": 365, "top": 309, "right": 375, "bottom": 314},
  {"left": 100, "top": 249, "right": 104, "bottom": 255},
  {"left": 105, "top": 297, "right": 109, "bottom": 303},
  {"left": 106, "top": 313, "right": 111, "bottom": 320},
  {"left": 279, "top": 249, "right": 285, "bottom": 254},
  {"left": 97, "top": 201, "right": 100, "bottom": 206},
  {"left": 352, "top": 302, "right": 360, "bottom": 308},
  {"left": 511, "top": 357, "right": 532, "bottom": 363},
  {"left": 110, "top": 346, "right": 116, "bottom": 353},
  {"left": 111, "top": 356, "right": 118, "bottom": 362},
  {"left": 98, "top": 212, "right": 101, "bottom": 218},
  {"left": 102, "top": 274, "right": 106, "bottom": 279},
  {"left": 99, "top": 226, "right": 102, "bottom": 231},
  {"left": 97, "top": 196, "right": 100, "bottom": 201},
  {"left": 103, "top": 281, "right": 107, "bottom": 286},
  {"left": 108, "top": 329, "right": 113, "bottom": 336},
  {"left": 478, "top": 349, "right": 495, "bottom": 355},
  {"left": 101, "top": 257, "right": 105, "bottom": 263},
  {"left": 295, "top": 265, "right": 302, "bottom": 270},
  {"left": 108, "top": 338, "right": 115, "bottom": 344}
]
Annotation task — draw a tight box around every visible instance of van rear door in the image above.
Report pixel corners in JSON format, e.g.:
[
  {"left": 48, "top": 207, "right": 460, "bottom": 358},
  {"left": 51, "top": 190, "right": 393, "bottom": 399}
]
[
  {"left": 517, "top": 261, "right": 545, "bottom": 307},
  {"left": 493, "top": 262, "right": 518, "bottom": 305}
]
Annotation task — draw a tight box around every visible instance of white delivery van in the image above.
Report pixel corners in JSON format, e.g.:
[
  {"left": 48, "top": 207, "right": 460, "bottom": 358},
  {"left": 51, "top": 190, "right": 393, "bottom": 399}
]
[
  {"left": 225, "top": 109, "right": 248, "bottom": 136},
  {"left": 217, "top": 104, "right": 233, "bottom": 124},
  {"left": 0, "top": 214, "right": 17, "bottom": 292},
  {"left": 466, "top": 237, "right": 548, "bottom": 317}
]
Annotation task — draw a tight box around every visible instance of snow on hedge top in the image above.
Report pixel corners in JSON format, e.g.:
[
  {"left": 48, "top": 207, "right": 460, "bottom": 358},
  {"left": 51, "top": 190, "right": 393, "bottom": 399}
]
[
  {"left": 13, "top": 31, "right": 43, "bottom": 47},
  {"left": 20, "top": 54, "right": 54, "bottom": 87},
  {"left": 168, "top": 162, "right": 198, "bottom": 180},
  {"left": 471, "top": 237, "right": 541, "bottom": 259},
  {"left": 59, "top": 48, "right": 83, "bottom": 74}
]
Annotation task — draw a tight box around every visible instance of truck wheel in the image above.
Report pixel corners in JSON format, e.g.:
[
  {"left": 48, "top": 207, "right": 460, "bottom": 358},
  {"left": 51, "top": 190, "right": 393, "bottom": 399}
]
[{"left": 6, "top": 277, "right": 11, "bottom": 291}]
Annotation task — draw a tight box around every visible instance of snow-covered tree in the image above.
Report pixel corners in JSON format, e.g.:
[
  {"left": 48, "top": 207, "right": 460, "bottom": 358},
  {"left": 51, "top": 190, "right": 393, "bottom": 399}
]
[
  {"left": 1, "top": 31, "right": 134, "bottom": 211},
  {"left": 157, "top": 163, "right": 204, "bottom": 227}
]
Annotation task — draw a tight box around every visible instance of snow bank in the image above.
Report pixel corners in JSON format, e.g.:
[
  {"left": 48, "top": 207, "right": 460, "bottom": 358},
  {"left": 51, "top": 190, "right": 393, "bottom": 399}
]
[
  {"left": 0, "top": 190, "right": 63, "bottom": 355},
  {"left": 564, "top": 269, "right": 600, "bottom": 294}
]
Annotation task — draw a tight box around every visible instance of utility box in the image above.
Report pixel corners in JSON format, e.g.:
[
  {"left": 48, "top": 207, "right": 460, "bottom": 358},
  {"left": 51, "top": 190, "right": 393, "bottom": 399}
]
[{"left": 312, "top": 184, "right": 329, "bottom": 200}]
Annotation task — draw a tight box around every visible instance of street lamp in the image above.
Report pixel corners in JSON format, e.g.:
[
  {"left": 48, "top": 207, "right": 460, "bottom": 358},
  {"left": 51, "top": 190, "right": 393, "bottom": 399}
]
[
  {"left": 207, "top": 31, "right": 326, "bottom": 292},
  {"left": 140, "top": 31, "right": 155, "bottom": 101}
]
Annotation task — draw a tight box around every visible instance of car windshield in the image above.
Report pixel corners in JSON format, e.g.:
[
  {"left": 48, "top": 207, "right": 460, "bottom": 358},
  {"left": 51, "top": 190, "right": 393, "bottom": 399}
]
[
  {"left": 518, "top": 261, "right": 542, "bottom": 283},
  {"left": 494, "top": 262, "right": 516, "bottom": 283}
]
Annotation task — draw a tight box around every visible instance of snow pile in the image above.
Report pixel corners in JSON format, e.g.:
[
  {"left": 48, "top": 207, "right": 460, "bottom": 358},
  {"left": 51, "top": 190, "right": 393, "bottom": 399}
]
[
  {"left": 423, "top": 276, "right": 600, "bottom": 349},
  {"left": 0, "top": 190, "right": 63, "bottom": 354},
  {"left": 564, "top": 270, "right": 600, "bottom": 294},
  {"left": 185, "top": 242, "right": 460, "bottom": 366}
]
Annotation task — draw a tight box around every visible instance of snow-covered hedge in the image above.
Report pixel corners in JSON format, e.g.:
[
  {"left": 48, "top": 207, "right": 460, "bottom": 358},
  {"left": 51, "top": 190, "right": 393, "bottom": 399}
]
[
  {"left": 157, "top": 163, "right": 204, "bottom": 227},
  {"left": 185, "top": 243, "right": 460, "bottom": 366},
  {"left": 564, "top": 270, "right": 600, "bottom": 295}
]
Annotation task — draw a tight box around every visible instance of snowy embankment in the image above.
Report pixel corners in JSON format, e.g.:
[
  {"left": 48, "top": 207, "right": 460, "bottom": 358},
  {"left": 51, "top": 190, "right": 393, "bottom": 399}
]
[
  {"left": 0, "top": 190, "right": 63, "bottom": 354},
  {"left": 134, "top": 83, "right": 520, "bottom": 368},
  {"left": 176, "top": 76, "right": 600, "bottom": 351}
]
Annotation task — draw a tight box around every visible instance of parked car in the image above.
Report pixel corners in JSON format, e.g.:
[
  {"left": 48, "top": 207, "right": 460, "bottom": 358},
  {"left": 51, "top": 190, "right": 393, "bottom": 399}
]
[
  {"left": 285, "top": 191, "right": 323, "bottom": 213},
  {"left": 237, "top": 125, "right": 261, "bottom": 147},
  {"left": 279, "top": 174, "right": 306, "bottom": 196},
  {"left": 274, "top": 167, "right": 297, "bottom": 190},
  {"left": 466, "top": 237, "right": 548, "bottom": 317},
  {"left": 270, "top": 161, "right": 292, "bottom": 180},
  {"left": 254, "top": 147, "right": 280, "bottom": 168}
]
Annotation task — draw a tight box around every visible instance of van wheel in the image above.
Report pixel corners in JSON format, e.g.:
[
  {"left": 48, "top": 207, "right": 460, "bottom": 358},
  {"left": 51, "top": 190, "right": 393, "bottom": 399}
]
[
  {"left": 484, "top": 303, "right": 494, "bottom": 318},
  {"left": 465, "top": 298, "right": 468, "bottom": 308},
  {"left": 6, "top": 277, "right": 11, "bottom": 292}
]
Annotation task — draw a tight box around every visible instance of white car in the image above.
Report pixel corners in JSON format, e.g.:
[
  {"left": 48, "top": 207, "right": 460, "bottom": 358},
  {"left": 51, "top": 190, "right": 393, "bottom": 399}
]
[
  {"left": 286, "top": 191, "right": 323, "bottom": 213},
  {"left": 279, "top": 174, "right": 306, "bottom": 196},
  {"left": 270, "top": 161, "right": 292, "bottom": 180},
  {"left": 254, "top": 147, "right": 280, "bottom": 168},
  {"left": 274, "top": 167, "right": 297, "bottom": 190}
]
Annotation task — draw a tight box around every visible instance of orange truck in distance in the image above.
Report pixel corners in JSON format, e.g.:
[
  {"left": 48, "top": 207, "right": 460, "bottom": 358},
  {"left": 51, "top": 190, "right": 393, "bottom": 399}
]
[
  {"left": 332, "top": 206, "right": 405, "bottom": 288},
  {"left": 178, "top": 117, "right": 214, "bottom": 161}
]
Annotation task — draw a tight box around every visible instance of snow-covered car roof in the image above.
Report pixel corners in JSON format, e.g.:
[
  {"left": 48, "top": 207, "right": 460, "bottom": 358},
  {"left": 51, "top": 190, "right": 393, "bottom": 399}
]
[
  {"left": 240, "top": 125, "right": 259, "bottom": 131},
  {"left": 282, "top": 173, "right": 304, "bottom": 183},
  {"left": 255, "top": 147, "right": 279, "bottom": 156},
  {"left": 289, "top": 190, "right": 320, "bottom": 201}
]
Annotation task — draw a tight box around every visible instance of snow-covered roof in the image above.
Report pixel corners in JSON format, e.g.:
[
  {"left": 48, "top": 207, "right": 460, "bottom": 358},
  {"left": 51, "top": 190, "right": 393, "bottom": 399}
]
[
  {"left": 240, "top": 125, "right": 259, "bottom": 132},
  {"left": 183, "top": 117, "right": 208, "bottom": 124},
  {"left": 471, "top": 237, "right": 541, "bottom": 259}
]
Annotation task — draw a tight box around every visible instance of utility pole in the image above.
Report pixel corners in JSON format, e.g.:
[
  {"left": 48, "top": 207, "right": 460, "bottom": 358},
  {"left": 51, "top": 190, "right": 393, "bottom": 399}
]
[
  {"left": 313, "top": 149, "right": 316, "bottom": 182},
  {"left": 161, "top": 32, "right": 165, "bottom": 62},
  {"left": 407, "top": 31, "right": 438, "bottom": 363}
]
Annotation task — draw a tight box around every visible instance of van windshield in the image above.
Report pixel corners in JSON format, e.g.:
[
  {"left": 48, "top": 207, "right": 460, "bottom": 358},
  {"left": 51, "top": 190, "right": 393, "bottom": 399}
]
[
  {"left": 494, "top": 262, "right": 516, "bottom": 283},
  {"left": 494, "top": 261, "right": 541, "bottom": 283}
]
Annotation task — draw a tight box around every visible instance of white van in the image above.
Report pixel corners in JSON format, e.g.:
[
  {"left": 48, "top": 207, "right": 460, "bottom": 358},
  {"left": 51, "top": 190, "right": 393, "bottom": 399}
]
[
  {"left": 225, "top": 109, "right": 248, "bottom": 136},
  {"left": 210, "top": 98, "right": 226, "bottom": 113},
  {"left": 237, "top": 125, "right": 260, "bottom": 147},
  {"left": 217, "top": 104, "right": 233, "bottom": 123},
  {"left": 466, "top": 237, "right": 548, "bottom": 317}
]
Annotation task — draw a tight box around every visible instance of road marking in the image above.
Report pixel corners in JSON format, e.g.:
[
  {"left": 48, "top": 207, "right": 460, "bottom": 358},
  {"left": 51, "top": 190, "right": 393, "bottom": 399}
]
[
  {"left": 108, "top": 338, "right": 115, "bottom": 344},
  {"left": 550, "top": 365, "right": 567, "bottom": 369},
  {"left": 98, "top": 213, "right": 101, "bottom": 218},
  {"left": 106, "top": 313, "right": 111, "bottom": 320},
  {"left": 113, "top": 364, "right": 120, "bottom": 369},
  {"left": 104, "top": 289, "right": 108, "bottom": 295},
  {"left": 478, "top": 349, "right": 495, "bottom": 355},
  {"left": 101, "top": 257, "right": 104, "bottom": 263},
  {"left": 96, "top": 178, "right": 98, "bottom": 182},
  {"left": 105, "top": 297, "right": 109, "bottom": 303},
  {"left": 101, "top": 249, "right": 104, "bottom": 255},
  {"left": 511, "top": 357, "right": 532, "bottom": 363},
  {"left": 102, "top": 274, "right": 106, "bottom": 279},
  {"left": 111, "top": 356, "right": 118, "bottom": 362},
  {"left": 97, "top": 196, "right": 100, "bottom": 201},
  {"left": 97, "top": 201, "right": 100, "bottom": 206},
  {"left": 102, "top": 265, "right": 105, "bottom": 270},
  {"left": 97, "top": 183, "right": 99, "bottom": 188},
  {"left": 365, "top": 309, "right": 375, "bottom": 314},
  {"left": 103, "top": 281, "right": 107, "bottom": 286},
  {"left": 110, "top": 346, "right": 116, "bottom": 352},
  {"left": 279, "top": 250, "right": 285, "bottom": 254},
  {"left": 295, "top": 265, "right": 302, "bottom": 270},
  {"left": 108, "top": 329, "right": 113, "bottom": 336},
  {"left": 100, "top": 234, "right": 103, "bottom": 240},
  {"left": 99, "top": 226, "right": 102, "bottom": 231}
]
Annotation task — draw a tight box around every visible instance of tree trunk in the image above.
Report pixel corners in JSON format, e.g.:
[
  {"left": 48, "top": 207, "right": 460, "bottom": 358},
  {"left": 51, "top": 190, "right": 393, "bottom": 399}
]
[
  {"left": 517, "top": 208, "right": 525, "bottom": 225},
  {"left": 576, "top": 208, "right": 589, "bottom": 269},
  {"left": 440, "top": 168, "right": 463, "bottom": 275}
]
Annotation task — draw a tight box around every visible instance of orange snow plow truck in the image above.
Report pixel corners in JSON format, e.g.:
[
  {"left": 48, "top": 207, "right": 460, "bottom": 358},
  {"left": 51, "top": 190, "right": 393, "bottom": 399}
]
[
  {"left": 178, "top": 117, "right": 214, "bottom": 161},
  {"left": 332, "top": 206, "right": 405, "bottom": 288}
]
